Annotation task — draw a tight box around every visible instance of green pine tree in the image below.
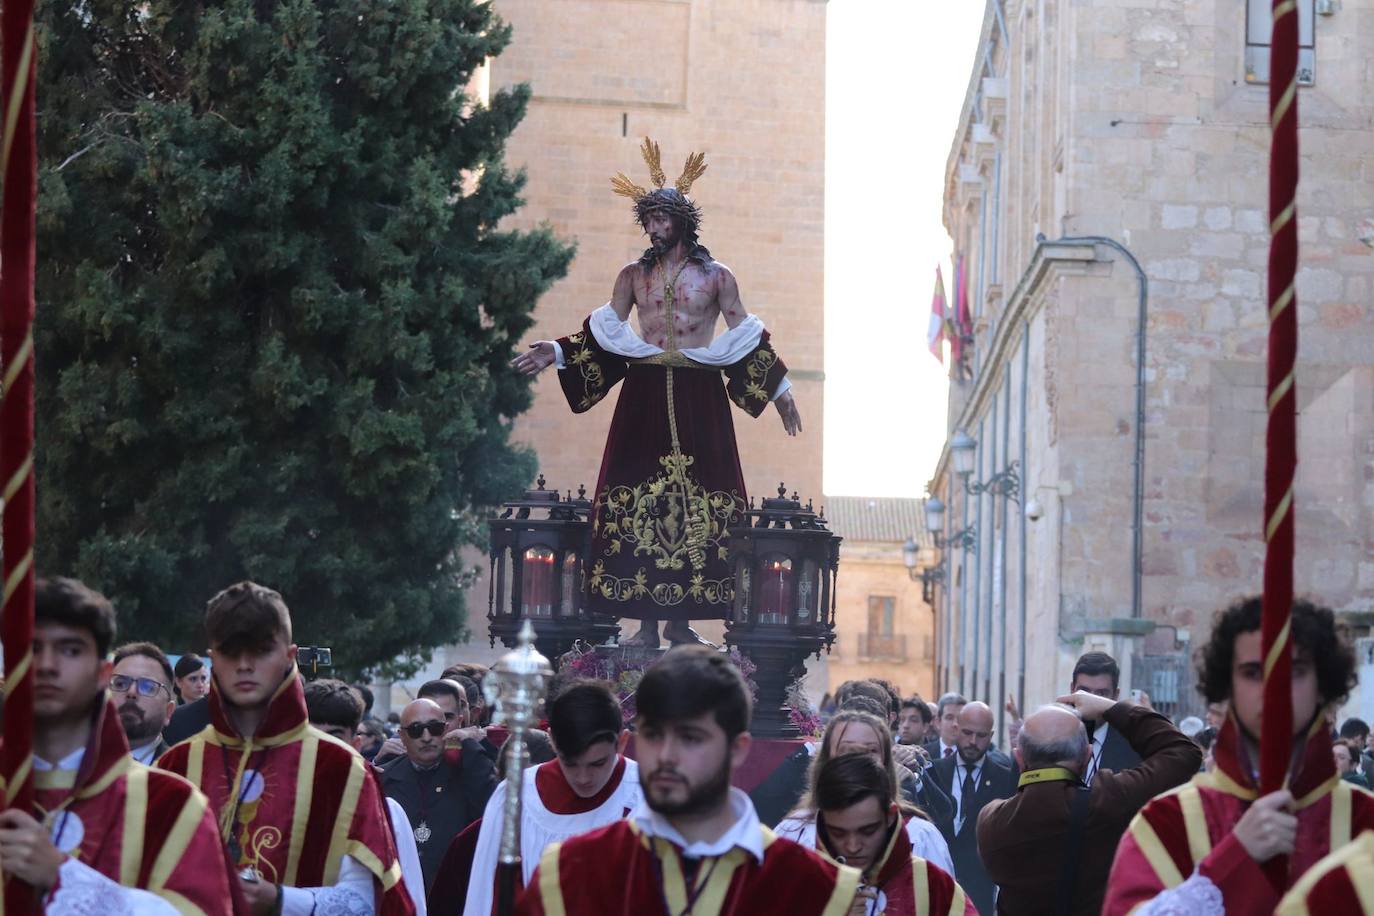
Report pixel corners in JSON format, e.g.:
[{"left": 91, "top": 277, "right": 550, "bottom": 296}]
[{"left": 33, "top": 0, "right": 571, "bottom": 674}]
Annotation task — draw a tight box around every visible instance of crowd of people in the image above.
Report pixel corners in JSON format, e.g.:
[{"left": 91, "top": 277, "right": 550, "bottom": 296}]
[{"left": 4, "top": 575, "right": 1374, "bottom": 914}]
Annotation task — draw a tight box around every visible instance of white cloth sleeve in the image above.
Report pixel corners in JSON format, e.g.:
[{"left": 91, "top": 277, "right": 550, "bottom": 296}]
[
  {"left": 280, "top": 855, "right": 376, "bottom": 916},
  {"left": 462, "top": 779, "right": 509, "bottom": 916},
  {"left": 905, "top": 817, "right": 955, "bottom": 878},
  {"left": 771, "top": 376, "right": 792, "bottom": 401},
  {"left": 1134, "top": 872, "right": 1225, "bottom": 915},
  {"left": 588, "top": 304, "right": 661, "bottom": 358},
  {"left": 551, "top": 341, "right": 565, "bottom": 370},
  {"left": 47, "top": 858, "right": 180, "bottom": 916},
  {"left": 385, "top": 798, "right": 427, "bottom": 916}
]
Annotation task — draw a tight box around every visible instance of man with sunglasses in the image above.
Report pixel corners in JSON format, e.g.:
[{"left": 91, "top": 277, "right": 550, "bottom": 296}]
[
  {"left": 383, "top": 698, "right": 496, "bottom": 893},
  {"left": 111, "top": 641, "right": 177, "bottom": 763}
]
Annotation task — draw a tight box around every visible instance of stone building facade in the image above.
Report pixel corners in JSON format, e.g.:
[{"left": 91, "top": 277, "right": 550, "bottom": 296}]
[
  {"left": 825, "top": 497, "right": 937, "bottom": 701},
  {"left": 926, "top": 0, "right": 1374, "bottom": 741},
  {"left": 384, "top": 0, "right": 828, "bottom": 703}
]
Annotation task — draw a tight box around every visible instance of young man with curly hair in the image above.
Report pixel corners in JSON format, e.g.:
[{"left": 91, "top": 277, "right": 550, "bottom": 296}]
[{"left": 1103, "top": 596, "right": 1374, "bottom": 914}]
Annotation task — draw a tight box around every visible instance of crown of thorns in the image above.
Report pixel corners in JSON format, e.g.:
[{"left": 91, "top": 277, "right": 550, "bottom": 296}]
[{"left": 611, "top": 138, "right": 706, "bottom": 231}]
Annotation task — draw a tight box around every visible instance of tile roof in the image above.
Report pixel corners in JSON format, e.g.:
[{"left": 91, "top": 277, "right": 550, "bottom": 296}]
[{"left": 824, "top": 496, "right": 929, "bottom": 547}]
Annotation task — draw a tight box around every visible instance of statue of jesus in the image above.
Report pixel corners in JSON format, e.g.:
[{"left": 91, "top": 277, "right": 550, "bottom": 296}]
[{"left": 512, "top": 139, "right": 802, "bottom": 648}]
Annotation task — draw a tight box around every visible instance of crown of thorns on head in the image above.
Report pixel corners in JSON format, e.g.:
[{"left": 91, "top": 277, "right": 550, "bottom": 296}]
[{"left": 611, "top": 137, "right": 707, "bottom": 233}]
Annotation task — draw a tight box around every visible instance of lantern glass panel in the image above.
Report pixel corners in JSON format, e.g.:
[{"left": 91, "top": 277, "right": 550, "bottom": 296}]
[
  {"left": 758, "top": 555, "right": 794, "bottom": 625},
  {"left": 521, "top": 545, "right": 556, "bottom": 617},
  {"left": 797, "top": 559, "right": 818, "bottom": 623},
  {"left": 560, "top": 552, "right": 578, "bottom": 617},
  {"left": 496, "top": 546, "right": 514, "bottom": 617}
]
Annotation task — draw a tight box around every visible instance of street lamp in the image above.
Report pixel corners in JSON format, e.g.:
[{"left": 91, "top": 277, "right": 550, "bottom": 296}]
[
  {"left": 902, "top": 537, "right": 946, "bottom": 605},
  {"left": 950, "top": 430, "right": 978, "bottom": 477},
  {"left": 924, "top": 497, "right": 945, "bottom": 541},
  {"left": 950, "top": 431, "right": 1021, "bottom": 503}
]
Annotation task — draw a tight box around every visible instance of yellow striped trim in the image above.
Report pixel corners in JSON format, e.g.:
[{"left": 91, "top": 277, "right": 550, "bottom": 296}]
[
  {"left": 119, "top": 767, "right": 149, "bottom": 885},
  {"left": 1276, "top": 830, "right": 1374, "bottom": 916},
  {"left": 914, "top": 856, "right": 929, "bottom": 910},
  {"left": 1268, "top": 370, "right": 1296, "bottom": 413},
  {"left": 6, "top": 754, "right": 31, "bottom": 804},
  {"left": 284, "top": 733, "right": 321, "bottom": 886},
  {"left": 184, "top": 740, "right": 205, "bottom": 793},
  {"left": 1293, "top": 772, "right": 1340, "bottom": 810},
  {"left": 1179, "top": 785, "right": 1212, "bottom": 864},
  {"left": 217, "top": 742, "right": 255, "bottom": 838},
  {"left": 0, "top": 21, "right": 34, "bottom": 179},
  {"left": 1266, "top": 485, "right": 1295, "bottom": 542},
  {"left": 149, "top": 785, "right": 212, "bottom": 892},
  {"left": 4, "top": 549, "right": 33, "bottom": 603},
  {"left": 1329, "top": 780, "right": 1352, "bottom": 851},
  {"left": 1127, "top": 811, "right": 1185, "bottom": 889},
  {"left": 75, "top": 752, "right": 134, "bottom": 801},
  {"left": 949, "top": 884, "right": 969, "bottom": 916},
  {"left": 0, "top": 329, "right": 32, "bottom": 397},
  {"left": 158, "top": 889, "right": 206, "bottom": 916},
  {"left": 5, "top": 647, "right": 32, "bottom": 695},
  {"left": 1271, "top": 79, "right": 1299, "bottom": 131},
  {"left": 1264, "top": 618, "right": 1293, "bottom": 681},
  {"left": 321, "top": 750, "right": 364, "bottom": 885},
  {"left": 1274, "top": 0, "right": 1299, "bottom": 17},
  {"left": 1271, "top": 200, "right": 1296, "bottom": 237},
  {"left": 347, "top": 842, "right": 400, "bottom": 891},
  {"left": 1269, "top": 284, "right": 1295, "bottom": 323},
  {"left": 823, "top": 862, "right": 862, "bottom": 916},
  {"left": 538, "top": 840, "right": 567, "bottom": 916},
  {"left": 2, "top": 452, "right": 31, "bottom": 505},
  {"left": 33, "top": 766, "right": 76, "bottom": 791}
]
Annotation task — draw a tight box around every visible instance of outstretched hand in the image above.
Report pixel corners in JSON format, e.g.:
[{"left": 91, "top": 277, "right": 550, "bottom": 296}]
[
  {"left": 511, "top": 341, "right": 557, "bottom": 376},
  {"left": 775, "top": 390, "right": 802, "bottom": 436}
]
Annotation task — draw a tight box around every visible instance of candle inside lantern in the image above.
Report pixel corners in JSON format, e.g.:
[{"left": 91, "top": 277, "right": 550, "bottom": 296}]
[
  {"left": 757, "top": 556, "right": 794, "bottom": 625},
  {"left": 521, "top": 547, "right": 556, "bottom": 617}
]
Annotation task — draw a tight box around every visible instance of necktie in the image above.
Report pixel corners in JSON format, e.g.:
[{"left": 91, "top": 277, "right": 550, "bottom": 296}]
[
  {"left": 960, "top": 763, "right": 977, "bottom": 823},
  {"left": 943, "top": 746, "right": 954, "bottom": 758}
]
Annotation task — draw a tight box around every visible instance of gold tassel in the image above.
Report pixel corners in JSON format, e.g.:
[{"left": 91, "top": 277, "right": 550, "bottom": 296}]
[
  {"left": 640, "top": 137, "right": 666, "bottom": 189},
  {"left": 675, "top": 152, "right": 708, "bottom": 195}
]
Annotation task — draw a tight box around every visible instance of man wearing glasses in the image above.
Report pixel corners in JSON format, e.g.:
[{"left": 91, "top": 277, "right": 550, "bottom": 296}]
[
  {"left": 382, "top": 697, "right": 496, "bottom": 892},
  {"left": 110, "top": 641, "right": 178, "bottom": 763}
]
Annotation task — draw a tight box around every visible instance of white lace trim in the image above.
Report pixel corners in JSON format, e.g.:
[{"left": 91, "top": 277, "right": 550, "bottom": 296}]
[
  {"left": 1136, "top": 872, "right": 1225, "bottom": 916},
  {"left": 48, "top": 859, "right": 178, "bottom": 915},
  {"left": 588, "top": 303, "right": 770, "bottom": 368}
]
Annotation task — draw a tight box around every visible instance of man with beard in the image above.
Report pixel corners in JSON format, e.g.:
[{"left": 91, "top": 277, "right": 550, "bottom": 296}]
[
  {"left": 517, "top": 646, "right": 859, "bottom": 916},
  {"left": 0, "top": 577, "right": 238, "bottom": 912},
  {"left": 1103, "top": 597, "right": 1374, "bottom": 914},
  {"left": 111, "top": 641, "right": 177, "bottom": 763},
  {"left": 158, "top": 581, "right": 414, "bottom": 914},
  {"left": 512, "top": 138, "right": 801, "bottom": 649}
]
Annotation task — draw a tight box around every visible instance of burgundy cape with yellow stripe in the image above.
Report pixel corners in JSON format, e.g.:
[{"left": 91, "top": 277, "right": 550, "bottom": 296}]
[
  {"left": 814, "top": 815, "right": 975, "bottom": 916},
  {"left": 555, "top": 312, "right": 788, "bottom": 623},
  {"left": 1103, "top": 714, "right": 1374, "bottom": 914},
  {"left": 1275, "top": 828, "right": 1374, "bottom": 915},
  {"left": 515, "top": 818, "right": 857, "bottom": 916},
  {"left": 12, "top": 696, "right": 238, "bottom": 914},
  {"left": 157, "top": 670, "right": 413, "bottom": 914}
]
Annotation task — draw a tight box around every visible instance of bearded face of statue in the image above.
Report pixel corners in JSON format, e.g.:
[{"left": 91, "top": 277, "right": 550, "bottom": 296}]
[{"left": 645, "top": 209, "right": 683, "bottom": 253}]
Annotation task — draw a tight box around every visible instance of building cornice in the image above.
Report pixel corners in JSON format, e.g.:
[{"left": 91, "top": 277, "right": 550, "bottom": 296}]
[
  {"left": 929, "top": 241, "right": 1099, "bottom": 488},
  {"left": 943, "top": 1, "right": 1002, "bottom": 235}
]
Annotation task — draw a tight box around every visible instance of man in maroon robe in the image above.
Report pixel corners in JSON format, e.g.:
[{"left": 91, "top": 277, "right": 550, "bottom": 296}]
[
  {"left": 1103, "top": 597, "right": 1374, "bottom": 914},
  {"left": 516, "top": 646, "right": 857, "bottom": 916},
  {"left": 0, "top": 577, "right": 238, "bottom": 913},
  {"left": 512, "top": 139, "right": 800, "bottom": 648}
]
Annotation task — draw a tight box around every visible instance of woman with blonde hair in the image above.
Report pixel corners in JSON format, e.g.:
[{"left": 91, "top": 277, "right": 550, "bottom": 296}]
[{"left": 776, "top": 710, "right": 953, "bottom": 876}]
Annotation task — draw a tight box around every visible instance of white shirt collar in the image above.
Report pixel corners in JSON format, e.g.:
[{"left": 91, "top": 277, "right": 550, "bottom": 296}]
[
  {"left": 632, "top": 787, "right": 766, "bottom": 863},
  {"left": 1092, "top": 721, "right": 1110, "bottom": 743},
  {"left": 33, "top": 747, "right": 85, "bottom": 772},
  {"left": 130, "top": 741, "right": 160, "bottom": 766},
  {"left": 940, "top": 739, "right": 958, "bottom": 757}
]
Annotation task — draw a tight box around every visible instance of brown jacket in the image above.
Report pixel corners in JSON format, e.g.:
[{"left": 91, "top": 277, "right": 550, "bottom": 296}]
[{"left": 976, "top": 703, "right": 1202, "bottom": 916}]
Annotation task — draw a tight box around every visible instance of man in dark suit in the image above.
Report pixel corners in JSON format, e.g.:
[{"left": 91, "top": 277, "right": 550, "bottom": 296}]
[
  {"left": 924, "top": 692, "right": 967, "bottom": 762},
  {"left": 1069, "top": 652, "right": 1142, "bottom": 781},
  {"left": 381, "top": 697, "right": 496, "bottom": 892},
  {"left": 930, "top": 700, "right": 1017, "bottom": 915},
  {"left": 977, "top": 690, "right": 1201, "bottom": 915}
]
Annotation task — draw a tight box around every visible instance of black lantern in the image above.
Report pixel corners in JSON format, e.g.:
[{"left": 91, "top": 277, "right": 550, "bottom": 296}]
[
  {"left": 488, "top": 475, "right": 620, "bottom": 661},
  {"left": 725, "top": 484, "right": 840, "bottom": 738}
]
